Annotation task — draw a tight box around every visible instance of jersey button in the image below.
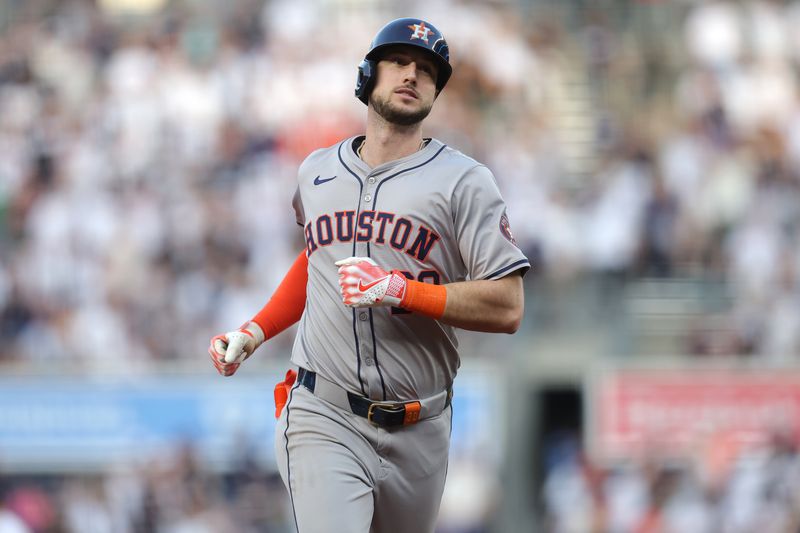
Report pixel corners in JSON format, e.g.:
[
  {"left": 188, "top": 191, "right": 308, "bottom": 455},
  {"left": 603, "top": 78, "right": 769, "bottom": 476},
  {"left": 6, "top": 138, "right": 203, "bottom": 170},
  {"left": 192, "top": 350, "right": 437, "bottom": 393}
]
[
  {"left": 359, "top": 312, "right": 368, "bottom": 321},
  {"left": 364, "top": 194, "right": 372, "bottom": 202},
  {"left": 364, "top": 357, "right": 373, "bottom": 366},
  {"left": 367, "top": 177, "right": 376, "bottom": 184}
]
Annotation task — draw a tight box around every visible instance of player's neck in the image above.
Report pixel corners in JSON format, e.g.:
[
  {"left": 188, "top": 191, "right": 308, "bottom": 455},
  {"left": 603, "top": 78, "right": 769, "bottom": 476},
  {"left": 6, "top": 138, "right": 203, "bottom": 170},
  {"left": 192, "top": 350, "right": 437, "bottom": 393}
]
[{"left": 360, "top": 113, "right": 425, "bottom": 167}]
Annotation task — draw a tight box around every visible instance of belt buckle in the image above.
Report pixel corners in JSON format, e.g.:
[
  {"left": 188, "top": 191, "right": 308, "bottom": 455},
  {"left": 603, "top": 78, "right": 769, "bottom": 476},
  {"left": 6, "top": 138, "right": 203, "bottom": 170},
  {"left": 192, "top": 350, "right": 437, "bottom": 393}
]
[{"left": 367, "top": 402, "right": 403, "bottom": 425}]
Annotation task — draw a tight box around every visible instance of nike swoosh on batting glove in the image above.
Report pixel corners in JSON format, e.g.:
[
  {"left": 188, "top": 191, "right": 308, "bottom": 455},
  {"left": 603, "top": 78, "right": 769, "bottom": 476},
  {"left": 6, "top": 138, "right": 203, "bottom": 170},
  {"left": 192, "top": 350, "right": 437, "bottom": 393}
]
[{"left": 335, "top": 256, "right": 407, "bottom": 308}]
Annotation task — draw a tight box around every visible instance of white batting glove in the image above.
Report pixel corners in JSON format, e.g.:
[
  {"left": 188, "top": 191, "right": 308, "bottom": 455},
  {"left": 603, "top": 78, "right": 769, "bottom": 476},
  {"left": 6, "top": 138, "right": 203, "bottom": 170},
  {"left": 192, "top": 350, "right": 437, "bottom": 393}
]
[
  {"left": 335, "top": 257, "right": 408, "bottom": 308},
  {"left": 208, "top": 321, "right": 265, "bottom": 377}
]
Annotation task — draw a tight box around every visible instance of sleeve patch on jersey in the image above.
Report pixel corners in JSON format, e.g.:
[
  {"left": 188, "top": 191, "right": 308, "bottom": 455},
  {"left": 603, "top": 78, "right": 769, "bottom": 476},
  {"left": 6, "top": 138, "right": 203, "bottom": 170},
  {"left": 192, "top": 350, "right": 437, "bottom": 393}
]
[{"left": 499, "top": 213, "right": 518, "bottom": 246}]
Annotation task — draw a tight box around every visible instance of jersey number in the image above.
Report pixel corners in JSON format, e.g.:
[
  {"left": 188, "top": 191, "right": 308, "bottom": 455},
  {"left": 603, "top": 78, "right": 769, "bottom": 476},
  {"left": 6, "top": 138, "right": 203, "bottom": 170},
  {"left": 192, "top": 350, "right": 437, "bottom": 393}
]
[{"left": 391, "top": 270, "right": 441, "bottom": 315}]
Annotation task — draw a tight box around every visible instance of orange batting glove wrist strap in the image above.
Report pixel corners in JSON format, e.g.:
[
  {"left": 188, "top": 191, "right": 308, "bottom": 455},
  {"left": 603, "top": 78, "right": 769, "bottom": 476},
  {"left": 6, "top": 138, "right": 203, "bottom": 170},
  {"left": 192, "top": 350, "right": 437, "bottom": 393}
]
[
  {"left": 251, "top": 251, "right": 308, "bottom": 339},
  {"left": 399, "top": 279, "right": 447, "bottom": 319}
]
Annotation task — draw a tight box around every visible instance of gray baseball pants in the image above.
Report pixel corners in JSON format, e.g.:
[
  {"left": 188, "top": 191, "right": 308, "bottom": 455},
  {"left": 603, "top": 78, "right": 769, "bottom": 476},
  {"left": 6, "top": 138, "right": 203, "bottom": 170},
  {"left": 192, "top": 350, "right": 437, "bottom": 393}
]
[{"left": 275, "top": 383, "right": 452, "bottom": 532}]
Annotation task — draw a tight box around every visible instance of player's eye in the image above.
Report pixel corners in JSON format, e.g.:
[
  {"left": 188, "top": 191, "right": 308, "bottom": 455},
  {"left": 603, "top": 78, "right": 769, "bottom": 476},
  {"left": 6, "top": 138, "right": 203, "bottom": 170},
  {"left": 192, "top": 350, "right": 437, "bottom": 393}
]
[{"left": 388, "top": 55, "right": 409, "bottom": 66}]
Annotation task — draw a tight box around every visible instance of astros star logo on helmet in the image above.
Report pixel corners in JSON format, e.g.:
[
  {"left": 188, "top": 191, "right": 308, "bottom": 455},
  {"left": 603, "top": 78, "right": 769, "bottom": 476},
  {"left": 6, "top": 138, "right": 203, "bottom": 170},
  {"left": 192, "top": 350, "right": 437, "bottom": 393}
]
[{"left": 408, "top": 22, "right": 434, "bottom": 44}]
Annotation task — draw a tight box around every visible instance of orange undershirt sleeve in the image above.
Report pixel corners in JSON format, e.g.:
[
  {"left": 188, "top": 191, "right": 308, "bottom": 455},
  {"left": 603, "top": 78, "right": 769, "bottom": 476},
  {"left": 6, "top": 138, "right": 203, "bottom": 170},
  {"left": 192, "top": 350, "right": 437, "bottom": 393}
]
[{"left": 251, "top": 251, "right": 308, "bottom": 339}]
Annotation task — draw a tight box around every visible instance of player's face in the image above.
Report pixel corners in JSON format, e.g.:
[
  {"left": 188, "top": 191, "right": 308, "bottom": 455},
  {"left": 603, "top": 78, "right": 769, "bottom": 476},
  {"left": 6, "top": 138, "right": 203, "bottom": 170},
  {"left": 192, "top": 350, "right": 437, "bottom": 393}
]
[{"left": 369, "top": 47, "right": 438, "bottom": 126}]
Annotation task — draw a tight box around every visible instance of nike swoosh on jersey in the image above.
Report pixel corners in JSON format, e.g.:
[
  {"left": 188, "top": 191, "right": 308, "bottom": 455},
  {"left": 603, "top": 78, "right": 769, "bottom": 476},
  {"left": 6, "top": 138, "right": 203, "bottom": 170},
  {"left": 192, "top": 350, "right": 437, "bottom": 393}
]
[
  {"left": 358, "top": 276, "right": 388, "bottom": 292},
  {"left": 313, "top": 175, "right": 337, "bottom": 185}
]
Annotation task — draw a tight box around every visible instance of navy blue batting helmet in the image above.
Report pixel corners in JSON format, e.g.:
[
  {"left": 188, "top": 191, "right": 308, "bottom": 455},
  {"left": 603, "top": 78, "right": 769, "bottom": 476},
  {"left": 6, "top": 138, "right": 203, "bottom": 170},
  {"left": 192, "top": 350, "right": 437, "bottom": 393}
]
[{"left": 355, "top": 18, "right": 452, "bottom": 105}]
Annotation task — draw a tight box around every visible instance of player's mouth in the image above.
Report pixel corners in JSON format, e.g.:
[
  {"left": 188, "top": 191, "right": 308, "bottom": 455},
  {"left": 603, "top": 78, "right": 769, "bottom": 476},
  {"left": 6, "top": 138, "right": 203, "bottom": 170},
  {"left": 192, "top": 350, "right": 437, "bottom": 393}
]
[{"left": 395, "top": 87, "right": 418, "bottom": 99}]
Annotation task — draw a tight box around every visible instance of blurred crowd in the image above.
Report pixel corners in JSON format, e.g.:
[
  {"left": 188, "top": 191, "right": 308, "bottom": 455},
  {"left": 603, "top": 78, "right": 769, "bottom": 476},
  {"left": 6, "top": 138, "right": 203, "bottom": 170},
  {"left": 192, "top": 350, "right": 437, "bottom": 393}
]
[
  {"left": 5, "top": 0, "right": 800, "bottom": 531},
  {"left": 0, "top": 0, "right": 572, "bottom": 370},
  {"left": 0, "top": 443, "right": 293, "bottom": 533},
  {"left": 3, "top": 0, "right": 800, "bottom": 369},
  {"left": 542, "top": 430, "right": 800, "bottom": 533}
]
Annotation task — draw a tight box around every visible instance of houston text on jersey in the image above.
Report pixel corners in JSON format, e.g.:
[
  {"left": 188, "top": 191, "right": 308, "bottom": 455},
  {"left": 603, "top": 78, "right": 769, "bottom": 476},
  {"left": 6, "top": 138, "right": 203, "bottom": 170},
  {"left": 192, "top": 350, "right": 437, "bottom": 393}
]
[{"left": 304, "top": 210, "right": 440, "bottom": 261}]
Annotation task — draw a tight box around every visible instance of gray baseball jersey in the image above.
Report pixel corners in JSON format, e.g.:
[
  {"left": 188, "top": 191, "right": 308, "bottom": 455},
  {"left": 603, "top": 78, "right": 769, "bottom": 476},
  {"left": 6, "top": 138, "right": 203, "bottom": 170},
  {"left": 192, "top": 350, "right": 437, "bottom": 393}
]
[
  {"left": 290, "top": 135, "right": 529, "bottom": 401},
  {"left": 276, "top": 135, "right": 529, "bottom": 533}
]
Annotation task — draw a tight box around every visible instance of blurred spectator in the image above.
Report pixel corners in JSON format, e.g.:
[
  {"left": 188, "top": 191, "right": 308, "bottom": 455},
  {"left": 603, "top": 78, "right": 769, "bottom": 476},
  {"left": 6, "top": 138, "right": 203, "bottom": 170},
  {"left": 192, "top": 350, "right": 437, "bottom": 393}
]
[
  {"left": 0, "top": 508, "right": 29, "bottom": 533},
  {"left": 4, "top": 486, "right": 55, "bottom": 533},
  {"left": 637, "top": 171, "right": 679, "bottom": 277},
  {"left": 684, "top": 1, "right": 743, "bottom": 72}
]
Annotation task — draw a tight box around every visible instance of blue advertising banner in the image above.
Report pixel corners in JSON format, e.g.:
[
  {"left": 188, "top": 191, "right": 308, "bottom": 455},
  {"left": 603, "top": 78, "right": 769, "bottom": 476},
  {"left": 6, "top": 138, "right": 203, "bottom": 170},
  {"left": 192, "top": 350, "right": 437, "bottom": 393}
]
[{"left": 0, "top": 365, "right": 501, "bottom": 472}]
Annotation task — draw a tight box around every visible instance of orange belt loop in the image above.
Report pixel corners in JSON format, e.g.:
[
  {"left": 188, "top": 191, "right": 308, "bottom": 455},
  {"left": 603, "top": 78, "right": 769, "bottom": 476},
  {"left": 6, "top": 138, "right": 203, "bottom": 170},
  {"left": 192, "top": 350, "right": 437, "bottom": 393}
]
[
  {"left": 403, "top": 401, "right": 422, "bottom": 425},
  {"left": 274, "top": 369, "right": 298, "bottom": 419}
]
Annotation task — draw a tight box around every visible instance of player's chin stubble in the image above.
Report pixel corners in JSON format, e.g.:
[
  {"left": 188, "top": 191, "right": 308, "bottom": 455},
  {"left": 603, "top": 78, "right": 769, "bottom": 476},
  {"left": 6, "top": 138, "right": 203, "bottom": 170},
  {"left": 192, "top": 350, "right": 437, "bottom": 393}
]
[{"left": 370, "top": 91, "right": 432, "bottom": 126}]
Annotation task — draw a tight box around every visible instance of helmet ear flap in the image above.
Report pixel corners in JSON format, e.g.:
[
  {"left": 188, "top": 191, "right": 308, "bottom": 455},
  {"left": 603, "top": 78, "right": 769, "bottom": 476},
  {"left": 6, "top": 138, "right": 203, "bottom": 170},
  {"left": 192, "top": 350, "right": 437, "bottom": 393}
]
[
  {"left": 433, "top": 40, "right": 449, "bottom": 63},
  {"left": 355, "top": 59, "right": 376, "bottom": 104}
]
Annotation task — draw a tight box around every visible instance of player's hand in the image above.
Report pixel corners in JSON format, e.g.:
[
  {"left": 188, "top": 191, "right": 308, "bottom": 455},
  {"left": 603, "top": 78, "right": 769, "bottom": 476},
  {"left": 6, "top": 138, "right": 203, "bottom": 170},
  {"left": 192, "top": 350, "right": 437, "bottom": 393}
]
[
  {"left": 208, "top": 322, "right": 265, "bottom": 377},
  {"left": 335, "top": 257, "right": 407, "bottom": 308}
]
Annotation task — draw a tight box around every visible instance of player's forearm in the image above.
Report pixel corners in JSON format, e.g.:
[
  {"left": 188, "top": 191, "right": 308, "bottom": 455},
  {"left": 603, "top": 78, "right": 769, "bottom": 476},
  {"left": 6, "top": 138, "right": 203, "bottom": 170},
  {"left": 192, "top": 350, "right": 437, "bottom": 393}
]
[
  {"left": 335, "top": 257, "right": 525, "bottom": 332},
  {"left": 250, "top": 250, "right": 308, "bottom": 340},
  {"left": 211, "top": 251, "right": 309, "bottom": 377},
  {"left": 438, "top": 273, "right": 524, "bottom": 333}
]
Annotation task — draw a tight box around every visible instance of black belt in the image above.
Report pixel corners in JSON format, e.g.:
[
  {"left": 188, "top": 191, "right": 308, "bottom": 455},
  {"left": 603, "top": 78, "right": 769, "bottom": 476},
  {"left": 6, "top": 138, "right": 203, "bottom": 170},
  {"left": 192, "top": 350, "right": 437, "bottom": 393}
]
[{"left": 297, "top": 368, "right": 451, "bottom": 428}]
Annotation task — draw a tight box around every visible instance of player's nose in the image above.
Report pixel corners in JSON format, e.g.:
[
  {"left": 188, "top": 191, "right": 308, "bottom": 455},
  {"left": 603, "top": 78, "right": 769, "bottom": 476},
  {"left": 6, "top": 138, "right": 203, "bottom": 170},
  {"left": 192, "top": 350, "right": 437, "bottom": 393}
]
[{"left": 402, "top": 63, "right": 419, "bottom": 83}]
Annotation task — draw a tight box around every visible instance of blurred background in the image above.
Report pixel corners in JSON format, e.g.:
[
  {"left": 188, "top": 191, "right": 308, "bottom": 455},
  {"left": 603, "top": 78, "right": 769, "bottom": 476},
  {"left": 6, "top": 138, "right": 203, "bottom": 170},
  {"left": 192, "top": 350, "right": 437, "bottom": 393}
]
[{"left": 2, "top": 0, "right": 800, "bottom": 531}]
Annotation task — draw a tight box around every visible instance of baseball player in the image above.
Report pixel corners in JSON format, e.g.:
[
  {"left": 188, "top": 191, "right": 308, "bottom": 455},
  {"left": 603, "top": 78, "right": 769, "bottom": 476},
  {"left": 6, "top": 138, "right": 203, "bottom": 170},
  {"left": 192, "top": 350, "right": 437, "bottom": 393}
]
[{"left": 209, "top": 18, "right": 529, "bottom": 533}]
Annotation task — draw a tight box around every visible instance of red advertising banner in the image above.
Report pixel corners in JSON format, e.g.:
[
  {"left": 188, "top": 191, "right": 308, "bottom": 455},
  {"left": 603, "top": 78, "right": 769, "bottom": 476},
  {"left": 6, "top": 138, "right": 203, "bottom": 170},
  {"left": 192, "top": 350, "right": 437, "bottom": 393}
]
[{"left": 592, "top": 370, "right": 800, "bottom": 463}]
